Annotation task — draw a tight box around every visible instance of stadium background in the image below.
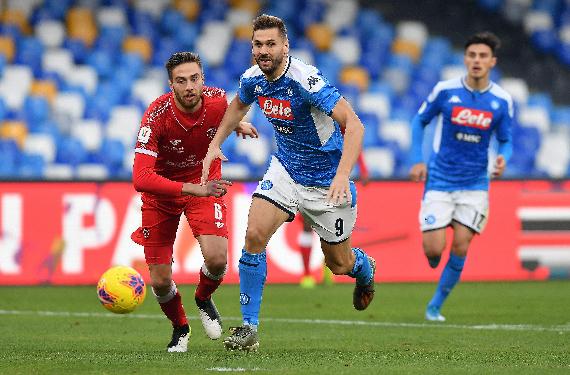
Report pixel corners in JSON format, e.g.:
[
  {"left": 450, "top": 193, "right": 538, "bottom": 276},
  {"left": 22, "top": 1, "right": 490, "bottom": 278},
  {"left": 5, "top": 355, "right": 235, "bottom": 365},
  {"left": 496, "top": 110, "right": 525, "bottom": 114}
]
[{"left": 0, "top": 0, "right": 569, "bottom": 286}]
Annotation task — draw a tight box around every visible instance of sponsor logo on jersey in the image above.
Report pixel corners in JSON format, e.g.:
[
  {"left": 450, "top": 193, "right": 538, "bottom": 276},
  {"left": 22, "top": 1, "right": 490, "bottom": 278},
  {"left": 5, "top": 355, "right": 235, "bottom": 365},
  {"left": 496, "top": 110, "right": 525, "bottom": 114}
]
[
  {"left": 455, "top": 132, "right": 482, "bottom": 143},
  {"left": 448, "top": 95, "right": 462, "bottom": 103},
  {"left": 287, "top": 87, "right": 293, "bottom": 96},
  {"left": 170, "top": 139, "right": 181, "bottom": 146},
  {"left": 274, "top": 124, "right": 294, "bottom": 134},
  {"left": 258, "top": 96, "right": 294, "bottom": 120},
  {"left": 215, "top": 222, "right": 224, "bottom": 228},
  {"left": 261, "top": 180, "right": 273, "bottom": 190},
  {"left": 137, "top": 126, "right": 152, "bottom": 144},
  {"left": 451, "top": 106, "right": 493, "bottom": 129}
]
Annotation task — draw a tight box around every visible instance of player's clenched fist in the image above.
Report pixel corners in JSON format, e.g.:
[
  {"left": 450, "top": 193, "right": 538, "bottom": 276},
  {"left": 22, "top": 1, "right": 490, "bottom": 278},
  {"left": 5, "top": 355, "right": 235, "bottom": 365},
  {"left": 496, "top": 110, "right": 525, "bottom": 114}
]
[{"left": 204, "top": 179, "right": 232, "bottom": 197}]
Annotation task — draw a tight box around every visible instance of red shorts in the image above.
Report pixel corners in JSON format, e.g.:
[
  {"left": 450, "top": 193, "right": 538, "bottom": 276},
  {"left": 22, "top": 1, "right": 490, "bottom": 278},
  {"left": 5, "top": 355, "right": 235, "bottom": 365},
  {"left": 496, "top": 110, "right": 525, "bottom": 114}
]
[{"left": 131, "top": 194, "right": 228, "bottom": 264}]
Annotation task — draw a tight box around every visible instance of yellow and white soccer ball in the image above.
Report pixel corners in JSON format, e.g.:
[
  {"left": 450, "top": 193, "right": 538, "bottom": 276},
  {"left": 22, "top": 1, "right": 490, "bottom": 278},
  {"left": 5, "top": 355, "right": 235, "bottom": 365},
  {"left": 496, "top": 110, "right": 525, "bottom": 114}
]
[{"left": 96, "top": 266, "right": 147, "bottom": 314}]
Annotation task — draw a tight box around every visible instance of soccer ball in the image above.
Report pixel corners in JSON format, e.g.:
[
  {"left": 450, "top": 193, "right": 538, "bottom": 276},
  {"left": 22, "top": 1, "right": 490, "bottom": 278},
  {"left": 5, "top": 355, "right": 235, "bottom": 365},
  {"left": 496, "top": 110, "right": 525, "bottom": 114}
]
[{"left": 96, "top": 266, "right": 147, "bottom": 314}]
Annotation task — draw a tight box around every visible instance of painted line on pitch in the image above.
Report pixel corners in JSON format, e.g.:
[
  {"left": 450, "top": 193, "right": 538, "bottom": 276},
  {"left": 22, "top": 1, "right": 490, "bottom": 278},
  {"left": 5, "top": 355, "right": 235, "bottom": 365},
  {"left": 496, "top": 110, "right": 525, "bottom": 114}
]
[{"left": 0, "top": 309, "right": 568, "bottom": 333}]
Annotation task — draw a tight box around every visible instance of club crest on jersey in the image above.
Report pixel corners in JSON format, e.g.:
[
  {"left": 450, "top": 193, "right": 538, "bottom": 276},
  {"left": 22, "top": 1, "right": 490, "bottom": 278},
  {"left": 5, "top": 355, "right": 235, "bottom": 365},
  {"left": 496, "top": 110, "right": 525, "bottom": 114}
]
[
  {"left": 451, "top": 106, "right": 493, "bottom": 129},
  {"left": 206, "top": 127, "right": 217, "bottom": 140},
  {"left": 259, "top": 96, "right": 294, "bottom": 120},
  {"left": 260, "top": 180, "right": 273, "bottom": 190}
]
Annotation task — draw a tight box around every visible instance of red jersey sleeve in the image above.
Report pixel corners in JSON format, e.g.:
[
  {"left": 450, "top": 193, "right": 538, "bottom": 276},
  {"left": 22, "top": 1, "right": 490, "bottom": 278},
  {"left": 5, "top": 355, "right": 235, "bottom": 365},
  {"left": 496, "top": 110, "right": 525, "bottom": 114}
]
[{"left": 132, "top": 152, "right": 183, "bottom": 196}]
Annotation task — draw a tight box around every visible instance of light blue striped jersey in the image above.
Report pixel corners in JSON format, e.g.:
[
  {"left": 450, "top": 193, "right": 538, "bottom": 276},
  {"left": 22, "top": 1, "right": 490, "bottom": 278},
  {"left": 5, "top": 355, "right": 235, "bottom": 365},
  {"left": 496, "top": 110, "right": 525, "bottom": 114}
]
[
  {"left": 238, "top": 56, "right": 342, "bottom": 186},
  {"left": 417, "top": 77, "right": 513, "bottom": 191}
]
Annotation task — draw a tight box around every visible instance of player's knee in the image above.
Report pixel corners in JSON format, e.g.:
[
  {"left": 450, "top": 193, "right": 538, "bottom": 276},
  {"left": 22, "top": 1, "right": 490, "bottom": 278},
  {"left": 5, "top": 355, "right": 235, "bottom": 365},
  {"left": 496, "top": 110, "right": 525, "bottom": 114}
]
[
  {"left": 151, "top": 275, "right": 172, "bottom": 293},
  {"left": 450, "top": 242, "right": 469, "bottom": 257},
  {"left": 204, "top": 254, "right": 227, "bottom": 276},
  {"left": 244, "top": 226, "right": 269, "bottom": 252}
]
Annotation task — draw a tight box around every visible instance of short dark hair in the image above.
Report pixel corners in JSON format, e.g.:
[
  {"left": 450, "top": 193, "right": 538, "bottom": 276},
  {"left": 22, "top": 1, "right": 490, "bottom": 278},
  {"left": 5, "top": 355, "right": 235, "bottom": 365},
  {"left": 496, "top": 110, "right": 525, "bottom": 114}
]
[
  {"left": 252, "top": 14, "right": 287, "bottom": 39},
  {"left": 165, "top": 52, "right": 202, "bottom": 80},
  {"left": 464, "top": 32, "right": 501, "bottom": 56}
]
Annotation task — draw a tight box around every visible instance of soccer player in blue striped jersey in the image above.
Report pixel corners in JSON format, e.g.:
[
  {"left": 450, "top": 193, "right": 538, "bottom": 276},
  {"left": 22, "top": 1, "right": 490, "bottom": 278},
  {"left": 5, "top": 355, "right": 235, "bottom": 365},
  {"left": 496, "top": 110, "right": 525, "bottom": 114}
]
[
  {"left": 409, "top": 32, "right": 513, "bottom": 322},
  {"left": 201, "top": 14, "right": 376, "bottom": 350}
]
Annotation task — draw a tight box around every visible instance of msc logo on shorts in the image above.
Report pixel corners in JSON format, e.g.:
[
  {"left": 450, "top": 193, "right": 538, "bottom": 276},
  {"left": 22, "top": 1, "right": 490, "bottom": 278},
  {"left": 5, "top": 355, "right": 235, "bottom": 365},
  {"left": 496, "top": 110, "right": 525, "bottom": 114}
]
[
  {"left": 261, "top": 180, "right": 273, "bottom": 190},
  {"left": 424, "top": 215, "right": 436, "bottom": 225},
  {"left": 239, "top": 293, "right": 250, "bottom": 305}
]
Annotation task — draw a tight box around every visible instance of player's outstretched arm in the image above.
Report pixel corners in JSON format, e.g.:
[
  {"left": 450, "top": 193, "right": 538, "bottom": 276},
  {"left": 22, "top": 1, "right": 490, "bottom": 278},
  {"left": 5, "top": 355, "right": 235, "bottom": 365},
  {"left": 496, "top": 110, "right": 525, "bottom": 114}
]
[
  {"left": 328, "top": 98, "right": 364, "bottom": 205},
  {"left": 201, "top": 95, "right": 251, "bottom": 185}
]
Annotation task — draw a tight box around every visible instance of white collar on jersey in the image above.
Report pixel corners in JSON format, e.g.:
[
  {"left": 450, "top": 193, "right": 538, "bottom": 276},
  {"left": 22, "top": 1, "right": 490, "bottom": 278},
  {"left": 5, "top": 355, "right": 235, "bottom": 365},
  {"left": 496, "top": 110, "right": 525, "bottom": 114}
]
[
  {"left": 169, "top": 93, "right": 207, "bottom": 131},
  {"left": 461, "top": 76, "right": 493, "bottom": 93}
]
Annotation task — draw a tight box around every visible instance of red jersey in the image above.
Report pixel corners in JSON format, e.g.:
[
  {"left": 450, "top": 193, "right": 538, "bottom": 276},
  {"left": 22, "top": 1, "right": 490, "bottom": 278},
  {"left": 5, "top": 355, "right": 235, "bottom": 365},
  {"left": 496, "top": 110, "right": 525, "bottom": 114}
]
[{"left": 133, "top": 87, "right": 228, "bottom": 196}]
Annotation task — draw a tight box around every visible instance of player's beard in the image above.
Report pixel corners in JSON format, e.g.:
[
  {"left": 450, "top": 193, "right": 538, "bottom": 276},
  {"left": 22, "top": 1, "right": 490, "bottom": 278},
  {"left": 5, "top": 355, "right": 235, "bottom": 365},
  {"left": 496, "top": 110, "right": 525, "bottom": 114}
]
[
  {"left": 256, "top": 53, "right": 284, "bottom": 76},
  {"left": 173, "top": 89, "right": 202, "bottom": 112}
]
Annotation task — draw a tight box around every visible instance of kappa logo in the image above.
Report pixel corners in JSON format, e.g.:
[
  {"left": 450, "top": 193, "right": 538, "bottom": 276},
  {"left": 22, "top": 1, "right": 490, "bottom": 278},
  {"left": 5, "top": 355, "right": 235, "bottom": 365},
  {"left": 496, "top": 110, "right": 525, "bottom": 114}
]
[
  {"left": 142, "top": 228, "right": 150, "bottom": 239},
  {"left": 307, "top": 75, "right": 320, "bottom": 90},
  {"left": 258, "top": 96, "right": 294, "bottom": 120},
  {"left": 448, "top": 95, "right": 462, "bottom": 103},
  {"left": 451, "top": 106, "right": 493, "bottom": 129},
  {"left": 287, "top": 87, "right": 293, "bottom": 96},
  {"left": 215, "top": 222, "right": 224, "bottom": 229},
  {"left": 254, "top": 85, "right": 262, "bottom": 94}
]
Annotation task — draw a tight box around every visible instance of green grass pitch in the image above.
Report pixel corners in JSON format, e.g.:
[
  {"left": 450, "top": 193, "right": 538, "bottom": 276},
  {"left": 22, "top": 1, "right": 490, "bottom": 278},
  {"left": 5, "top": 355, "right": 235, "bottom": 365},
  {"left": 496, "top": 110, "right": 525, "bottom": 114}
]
[{"left": 0, "top": 281, "right": 568, "bottom": 374}]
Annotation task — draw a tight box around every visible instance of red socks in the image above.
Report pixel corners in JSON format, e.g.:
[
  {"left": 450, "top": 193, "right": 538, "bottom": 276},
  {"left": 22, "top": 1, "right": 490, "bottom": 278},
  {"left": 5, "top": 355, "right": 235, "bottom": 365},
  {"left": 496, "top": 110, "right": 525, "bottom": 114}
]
[
  {"left": 158, "top": 290, "right": 188, "bottom": 327},
  {"left": 195, "top": 268, "right": 223, "bottom": 301}
]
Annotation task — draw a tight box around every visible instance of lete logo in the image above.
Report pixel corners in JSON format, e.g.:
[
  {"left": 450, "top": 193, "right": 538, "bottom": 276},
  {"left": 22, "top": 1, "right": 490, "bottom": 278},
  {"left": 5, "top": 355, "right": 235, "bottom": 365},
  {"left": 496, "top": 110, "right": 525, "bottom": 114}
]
[
  {"left": 258, "top": 96, "right": 294, "bottom": 120},
  {"left": 451, "top": 107, "right": 493, "bottom": 129}
]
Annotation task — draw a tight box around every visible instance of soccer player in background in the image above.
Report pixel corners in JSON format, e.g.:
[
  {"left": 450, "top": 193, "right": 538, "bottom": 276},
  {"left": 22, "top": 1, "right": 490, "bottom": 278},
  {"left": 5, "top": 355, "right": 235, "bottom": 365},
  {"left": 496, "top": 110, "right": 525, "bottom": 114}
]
[
  {"left": 131, "top": 52, "right": 258, "bottom": 352},
  {"left": 409, "top": 32, "right": 513, "bottom": 321},
  {"left": 298, "top": 154, "right": 369, "bottom": 288},
  {"left": 201, "top": 14, "right": 376, "bottom": 351}
]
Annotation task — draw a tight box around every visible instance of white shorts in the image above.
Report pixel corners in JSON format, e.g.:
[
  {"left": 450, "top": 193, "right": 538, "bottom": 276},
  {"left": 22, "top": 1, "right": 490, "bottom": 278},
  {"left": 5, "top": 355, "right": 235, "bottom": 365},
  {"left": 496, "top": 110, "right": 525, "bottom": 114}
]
[
  {"left": 420, "top": 190, "right": 489, "bottom": 233},
  {"left": 253, "top": 156, "right": 357, "bottom": 244}
]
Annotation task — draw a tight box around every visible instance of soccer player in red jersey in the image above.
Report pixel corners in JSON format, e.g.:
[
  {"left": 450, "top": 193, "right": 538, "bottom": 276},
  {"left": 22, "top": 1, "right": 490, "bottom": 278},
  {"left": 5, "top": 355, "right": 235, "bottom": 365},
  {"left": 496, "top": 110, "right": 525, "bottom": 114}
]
[{"left": 130, "top": 52, "right": 258, "bottom": 352}]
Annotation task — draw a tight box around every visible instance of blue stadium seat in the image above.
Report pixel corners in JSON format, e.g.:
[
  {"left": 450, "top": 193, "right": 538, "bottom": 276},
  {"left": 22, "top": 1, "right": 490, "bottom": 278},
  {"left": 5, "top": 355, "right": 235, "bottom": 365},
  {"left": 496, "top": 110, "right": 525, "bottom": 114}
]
[
  {"left": 531, "top": 29, "right": 558, "bottom": 53},
  {"left": 151, "top": 36, "right": 178, "bottom": 67},
  {"left": 160, "top": 8, "right": 185, "bottom": 36},
  {"left": 23, "top": 96, "right": 50, "bottom": 125},
  {"left": 95, "top": 138, "right": 125, "bottom": 173},
  {"left": 63, "top": 38, "right": 89, "bottom": 64},
  {"left": 0, "top": 139, "right": 19, "bottom": 177},
  {"left": 87, "top": 50, "right": 115, "bottom": 79},
  {"left": 224, "top": 39, "right": 253, "bottom": 79},
  {"left": 175, "top": 21, "right": 199, "bottom": 50},
  {"left": 15, "top": 37, "right": 44, "bottom": 77},
  {"left": 56, "top": 137, "right": 88, "bottom": 166},
  {"left": 18, "top": 153, "right": 45, "bottom": 178},
  {"left": 477, "top": 0, "right": 504, "bottom": 12}
]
